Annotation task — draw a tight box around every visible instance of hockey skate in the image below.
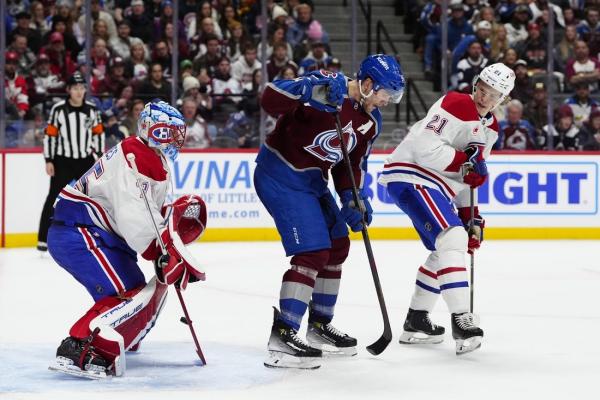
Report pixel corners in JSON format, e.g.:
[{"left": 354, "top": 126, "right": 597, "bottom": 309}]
[
  {"left": 399, "top": 308, "right": 445, "bottom": 345},
  {"left": 264, "top": 308, "right": 322, "bottom": 370},
  {"left": 452, "top": 312, "right": 484, "bottom": 355},
  {"left": 49, "top": 336, "right": 114, "bottom": 380},
  {"left": 306, "top": 312, "right": 357, "bottom": 357}
]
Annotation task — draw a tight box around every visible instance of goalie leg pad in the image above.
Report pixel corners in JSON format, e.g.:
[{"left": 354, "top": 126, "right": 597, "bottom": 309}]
[{"left": 68, "top": 277, "right": 169, "bottom": 376}]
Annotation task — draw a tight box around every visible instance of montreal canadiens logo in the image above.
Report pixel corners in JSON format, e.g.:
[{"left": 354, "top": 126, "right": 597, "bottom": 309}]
[{"left": 304, "top": 121, "right": 357, "bottom": 164}]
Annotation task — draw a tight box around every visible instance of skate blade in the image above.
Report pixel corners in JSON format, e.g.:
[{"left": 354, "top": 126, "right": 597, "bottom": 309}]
[
  {"left": 399, "top": 331, "right": 444, "bottom": 345},
  {"left": 316, "top": 344, "right": 357, "bottom": 358},
  {"left": 49, "top": 359, "right": 109, "bottom": 380},
  {"left": 263, "top": 351, "right": 321, "bottom": 370},
  {"left": 455, "top": 336, "right": 482, "bottom": 355}
]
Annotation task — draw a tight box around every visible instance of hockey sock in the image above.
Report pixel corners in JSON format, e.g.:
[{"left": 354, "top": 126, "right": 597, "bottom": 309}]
[
  {"left": 309, "top": 264, "right": 342, "bottom": 323},
  {"left": 410, "top": 264, "right": 441, "bottom": 312},
  {"left": 437, "top": 260, "right": 470, "bottom": 313}
]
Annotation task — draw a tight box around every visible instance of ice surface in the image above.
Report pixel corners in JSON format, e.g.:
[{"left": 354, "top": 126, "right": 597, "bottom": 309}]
[{"left": 1, "top": 240, "right": 599, "bottom": 400}]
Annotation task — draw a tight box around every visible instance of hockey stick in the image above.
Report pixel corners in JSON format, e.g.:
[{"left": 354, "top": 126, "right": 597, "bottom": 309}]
[
  {"left": 333, "top": 112, "right": 392, "bottom": 355},
  {"left": 126, "top": 153, "right": 207, "bottom": 366},
  {"left": 469, "top": 187, "right": 475, "bottom": 313}
]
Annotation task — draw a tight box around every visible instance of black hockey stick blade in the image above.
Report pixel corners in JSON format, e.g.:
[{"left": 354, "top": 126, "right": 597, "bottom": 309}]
[{"left": 366, "top": 328, "right": 392, "bottom": 355}]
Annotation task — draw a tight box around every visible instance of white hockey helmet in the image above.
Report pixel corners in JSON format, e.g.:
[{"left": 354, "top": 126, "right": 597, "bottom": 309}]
[
  {"left": 477, "top": 63, "right": 515, "bottom": 97},
  {"left": 138, "top": 101, "right": 186, "bottom": 160}
]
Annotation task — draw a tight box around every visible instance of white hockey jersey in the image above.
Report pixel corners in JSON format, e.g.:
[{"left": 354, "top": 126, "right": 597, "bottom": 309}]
[
  {"left": 378, "top": 91, "right": 499, "bottom": 207},
  {"left": 56, "top": 136, "right": 171, "bottom": 257}
]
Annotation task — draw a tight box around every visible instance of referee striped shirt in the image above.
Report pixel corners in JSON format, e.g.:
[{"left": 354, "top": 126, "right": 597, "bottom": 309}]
[{"left": 43, "top": 100, "right": 105, "bottom": 161}]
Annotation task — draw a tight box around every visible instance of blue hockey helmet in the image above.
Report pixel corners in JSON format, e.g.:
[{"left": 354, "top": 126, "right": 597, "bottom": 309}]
[
  {"left": 357, "top": 54, "right": 405, "bottom": 104},
  {"left": 138, "top": 101, "right": 187, "bottom": 161}
]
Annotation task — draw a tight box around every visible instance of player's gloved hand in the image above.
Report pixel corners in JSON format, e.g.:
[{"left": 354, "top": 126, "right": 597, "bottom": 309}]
[
  {"left": 458, "top": 206, "right": 485, "bottom": 254},
  {"left": 305, "top": 73, "right": 347, "bottom": 113},
  {"left": 153, "top": 226, "right": 205, "bottom": 289},
  {"left": 162, "top": 195, "right": 207, "bottom": 244},
  {"left": 340, "top": 189, "right": 373, "bottom": 232},
  {"left": 461, "top": 145, "right": 488, "bottom": 188}
]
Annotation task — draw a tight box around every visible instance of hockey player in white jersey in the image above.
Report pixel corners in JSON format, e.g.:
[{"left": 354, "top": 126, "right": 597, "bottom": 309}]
[
  {"left": 46, "top": 101, "right": 208, "bottom": 378},
  {"left": 378, "top": 63, "right": 515, "bottom": 354}
]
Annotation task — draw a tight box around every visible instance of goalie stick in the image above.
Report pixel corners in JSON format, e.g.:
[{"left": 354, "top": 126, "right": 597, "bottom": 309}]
[
  {"left": 126, "top": 153, "right": 207, "bottom": 366},
  {"left": 333, "top": 112, "right": 392, "bottom": 355}
]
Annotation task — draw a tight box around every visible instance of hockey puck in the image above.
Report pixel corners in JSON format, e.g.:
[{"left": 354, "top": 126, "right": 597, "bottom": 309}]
[{"left": 180, "top": 317, "right": 188, "bottom": 325}]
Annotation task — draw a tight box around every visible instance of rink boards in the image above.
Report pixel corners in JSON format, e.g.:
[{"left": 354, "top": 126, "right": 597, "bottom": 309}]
[{"left": 1, "top": 149, "right": 599, "bottom": 247}]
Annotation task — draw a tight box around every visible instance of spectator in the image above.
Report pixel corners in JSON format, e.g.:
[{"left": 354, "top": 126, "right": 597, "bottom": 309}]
[
  {"left": 524, "top": 82, "right": 549, "bottom": 137},
  {"left": 103, "top": 109, "right": 126, "bottom": 150},
  {"left": 181, "top": 97, "right": 211, "bottom": 149},
  {"left": 30, "top": 1, "right": 51, "bottom": 36},
  {"left": 20, "top": 108, "right": 46, "bottom": 147},
  {"left": 212, "top": 57, "right": 243, "bottom": 104},
  {"left": 298, "top": 40, "right": 332, "bottom": 75},
  {"left": 510, "top": 59, "right": 533, "bottom": 104},
  {"left": 188, "top": 1, "right": 223, "bottom": 40},
  {"left": 231, "top": 43, "right": 262, "bottom": 90},
  {"left": 555, "top": 24, "right": 578, "bottom": 73},
  {"left": 502, "top": 47, "right": 519, "bottom": 70},
  {"left": 78, "top": 0, "right": 118, "bottom": 42},
  {"left": 266, "top": 25, "right": 294, "bottom": 60},
  {"left": 151, "top": 40, "right": 173, "bottom": 78},
  {"left": 505, "top": 4, "right": 530, "bottom": 46},
  {"left": 112, "top": 84, "right": 135, "bottom": 119},
  {"left": 105, "top": 56, "right": 128, "bottom": 97},
  {"left": 455, "top": 41, "right": 488, "bottom": 93},
  {"left": 490, "top": 24, "right": 510, "bottom": 62},
  {"left": 41, "top": 32, "right": 77, "bottom": 82},
  {"left": 163, "top": 21, "right": 190, "bottom": 60},
  {"left": 45, "top": 15, "right": 82, "bottom": 57},
  {"left": 180, "top": 59, "right": 194, "bottom": 79},
  {"left": 179, "top": 75, "right": 213, "bottom": 121},
  {"left": 328, "top": 57, "right": 342, "bottom": 73},
  {"left": 154, "top": 1, "right": 186, "bottom": 44},
  {"left": 541, "top": 104, "right": 582, "bottom": 150},
  {"left": 190, "top": 17, "right": 222, "bottom": 57},
  {"left": 286, "top": 4, "right": 315, "bottom": 48},
  {"left": 269, "top": 4, "right": 290, "bottom": 33},
  {"left": 4, "top": 51, "right": 29, "bottom": 120},
  {"left": 238, "top": 69, "right": 264, "bottom": 148},
  {"left": 580, "top": 108, "right": 600, "bottom": 150},
  {"left": 276, "top": 64, "right": 298, "bottom": 80},
  {"left": 565, "top": 81, "right": 600, "bottom": 127},
  {"left": 10, "top": 11, "right": 43, "bottom": 53},
  {"left": 90, "top": 38, "right": 111, "bottom": 90},
  {"left": 136, "top": 62, "right": 172, "bottom": 102},
  {"left": 93, "top": 18, "right": 110, "bottom": 43},
  {"left": 576, "top": 7, "right": 600, "bottom": 42},
  {"left": 126, "top": 0, "right": 154, "bottom": 43},
  {"left": 192, "top": 33, "right": 221, "bottom": 77},
  {"left": 118, "top": 99, "right": 145, "bottom": 138},
  {"left": 565, "top": 40, "right": 600, "bottom": 91},
  {"left": 515, "top": 23, "right": 547, "bottom": 73},
  {"left": 452, "top": 20, "right": 492, "bottom": 73},
  {"left": 27, "top": 54, "right": 65, "bottom": 109},
  {"left": 219, "top": 4, "right": 241, "bottom": 40},
  {"left": 563, "top": 7, "right": 579, "bottom": 27},
  {"left": 496, "top": 99, "right": 537, "bottom": 150},
  {"left": 8, "top": 33, "right": 36, "bottom": 75},
  {"left": 266, "top": 42, "right": 298, "bottom": 81},
  {"left": 224, "top": 20, "right": 250, "bottom": 63},
  {"left": 126, "top": 39, "right": 150, "bottom": 83},
  {"left": 110, "top": 20, "right": 138, "bottom": 61}
]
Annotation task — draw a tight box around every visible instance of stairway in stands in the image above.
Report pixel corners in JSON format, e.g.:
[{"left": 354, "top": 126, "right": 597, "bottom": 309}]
[{"left": 314, "top": 0, "right": 441, "bottom": 149}]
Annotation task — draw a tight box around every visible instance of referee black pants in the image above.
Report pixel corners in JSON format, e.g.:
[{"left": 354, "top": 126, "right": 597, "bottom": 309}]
[{"left": 37, "top": 155, "right": 96, "bottom": 246}]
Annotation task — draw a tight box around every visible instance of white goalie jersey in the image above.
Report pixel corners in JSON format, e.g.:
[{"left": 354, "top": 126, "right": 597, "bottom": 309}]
[
  {"left": 378, "top": 91, "right": 499, "bottom": 207},
  {"left": 56, "top": 136, "right": 171, "bottom": 257}
]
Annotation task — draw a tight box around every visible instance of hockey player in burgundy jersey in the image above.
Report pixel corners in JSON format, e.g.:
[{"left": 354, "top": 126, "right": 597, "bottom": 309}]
[
  {"left": 256, "top": 54, "right": 405, "bottom": 369},
  {"left": 46, "top": 101, "right": 208, "bottom": 379},
  {"left": 379, "top": 63, "right": 515, "bottom": 355}
]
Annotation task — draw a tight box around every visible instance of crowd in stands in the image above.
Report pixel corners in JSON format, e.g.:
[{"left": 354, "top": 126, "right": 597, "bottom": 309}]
[
  {"left": 409, "top": 0, "right": 600, "bottom": 150},
  {"left": 3, "top": 0, "right": 341, "bottom": 149}
]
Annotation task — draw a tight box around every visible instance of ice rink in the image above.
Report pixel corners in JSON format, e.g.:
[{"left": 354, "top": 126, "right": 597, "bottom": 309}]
[{"left": 1, "top": 240, "right": 599, "bottom": 400}]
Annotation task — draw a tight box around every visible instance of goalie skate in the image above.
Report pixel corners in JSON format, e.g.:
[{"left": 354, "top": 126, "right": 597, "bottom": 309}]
[
  {"left": 48, "top": 336, "right": 115, "bottom": 380},
  {"left": 49, "top": 357, "right": 110, "bottom": 380},
  {"left": 399, "top": 309, "right": 445, "bottom": 345},
  {"left": 452, "top": 312, "right": 483, "bottom": 355},
  {"left": 264, "top": 308, "right": 321, "bottom": 370}
]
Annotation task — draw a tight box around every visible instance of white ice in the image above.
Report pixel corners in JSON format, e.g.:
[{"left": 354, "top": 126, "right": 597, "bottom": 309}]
[{"left": 1, "top": 240, "right": 599, "bottom": 400}]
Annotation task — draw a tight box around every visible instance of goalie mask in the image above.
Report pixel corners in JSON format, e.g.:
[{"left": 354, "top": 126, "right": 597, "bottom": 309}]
[{"left": 138, "top": 101, "right": 186, "bottom": 161}]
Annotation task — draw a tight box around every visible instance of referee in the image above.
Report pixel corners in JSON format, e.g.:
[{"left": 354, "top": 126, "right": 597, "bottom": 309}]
[{"left": 37, "top": 72, "right": 105, "bottom": 251}]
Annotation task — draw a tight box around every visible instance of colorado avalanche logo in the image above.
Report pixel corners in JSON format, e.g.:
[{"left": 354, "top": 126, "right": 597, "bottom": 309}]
[{"left": 304, "top": 121, "right": 357, "bottom": 164}]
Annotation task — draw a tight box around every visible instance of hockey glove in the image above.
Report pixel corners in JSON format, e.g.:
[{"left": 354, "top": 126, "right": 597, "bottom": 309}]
[
  {"left": 162, "top": 195, "right": 207, "bottom": 244},
  {"left": 305, "top": 74, "right": 347, "bottom": 113},
  {"left": 458, "top": 206, "right": 485, "bottom": 254},
  {"left": 461, "top": 145, "right": 488, "bottom": 188},
  {"left": 340, "top": 189, "right": 373, "bottom": 232}
]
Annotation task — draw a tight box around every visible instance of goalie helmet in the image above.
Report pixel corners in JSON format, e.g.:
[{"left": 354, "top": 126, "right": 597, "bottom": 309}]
[
  {"left": 138, "top": 101, "right": 186, "bottom": 161},
  {"left": 357, "top": 54, "right": 405, "bottom": 104}
]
